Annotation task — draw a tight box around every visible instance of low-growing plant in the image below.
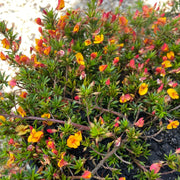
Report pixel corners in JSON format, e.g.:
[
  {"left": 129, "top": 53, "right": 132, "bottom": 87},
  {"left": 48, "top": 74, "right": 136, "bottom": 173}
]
[{"left": 0, "top": 0, "right": 180, "bottom": 179}]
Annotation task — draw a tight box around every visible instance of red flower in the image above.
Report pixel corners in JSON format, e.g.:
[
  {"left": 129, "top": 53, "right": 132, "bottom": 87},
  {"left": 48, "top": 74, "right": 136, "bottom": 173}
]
[
  {"left": 128, "top": 59, "right": 136, "bottom": 69},
  {"left": 161, "top": 43, "right": 169, "bottom": 52},
  {"left": 97, "top": 0, "right": 103, "bottom": 6},
  {"left": 90, "top": 52, "right": 97, "bottom": 60},
  {"left": 105, "top": 78, "right": 110, "bottom": 86},
  {"left": 157, "top": 84, "right": 164, "bottom": 93},
  {"left": 74, "top": 96, "right": 80, "bottom": 100},
  {"left": 113, "top": 57, "right": 119, "bottom": 65},
  {"left": 35, "top": 18, "right": 43, "bottom": 25}
]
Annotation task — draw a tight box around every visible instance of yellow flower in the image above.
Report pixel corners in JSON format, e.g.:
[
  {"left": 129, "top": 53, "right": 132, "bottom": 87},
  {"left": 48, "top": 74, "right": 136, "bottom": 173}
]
[
  {"left": 73, "top": 24, "right": 79, "bottom": 33},
  {"left": 0, "top": 115, "right": 6, "bottom": 126},
  {"left": 41, "top": 113, "right": 51, "bottom": 119},
  {"left": 167, "top": 120, "right": 179, "bottom": 129},
  {"left": 94, "top": 34, "right": 104, "bottom": 44},
  {"left": 139, "top": 83, "right": 148, "bottom": 96},
  {"left": 167, "top": 51, "right": 174, "bottom": 60},
  {"left": 0, "top": 52, "right": 7, "bottom": 60},
  {"left": 57, "top": 158, "right": 68, "bottom": 168},
  {"left": 1, "top": 38, "right": 10, "bottom": 49},
  {"left": 56, "top": 0, "right": 65, "bottom": 10},
  {"left": 75, "top": 53, "right": 85, "bottom": 65},
  {"left": 162, "top": 60, "right": 172, "bottom": 68},
  {"left": 15, "top": 125, "right": 30, "bottom": 136},
  {"left": 28, "top": 129, "right": 44, "bottom": 143},
  {"left": 84, "top": 39, "right": 92, "bottom": 46},
  {"left": 6, "top": 152, "right": 15, "bottom": 168},
  {"left": 167, "top": 88, "right": 179, "bottom": 99},
  {"left": 74, "top": 131, "right": 82, "bottom": 141},
  {"left": 17, "top": 106, "right": 26, "bottom": 117},
  {"left": 67, "top": 131, "right": 82, "bottom": 149}
]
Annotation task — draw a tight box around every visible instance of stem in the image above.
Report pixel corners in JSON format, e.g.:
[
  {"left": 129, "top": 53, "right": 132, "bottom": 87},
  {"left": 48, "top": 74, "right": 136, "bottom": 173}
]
[
  {"left": 64, "top": 97, "right": 128, "bottom": 120},
  {"left": 132, "top": 158, "right": 148, "bottom": 172},
  {"left": 0, "top": 113, "right": 90, "bottom": 131},
  {"left": 91, "top": 145, "right": 120, "bottom": 176},
  {"left": 142, "top": 127, "right": 164, "bottom": 140},
  {"left": 168, "top": 104, "right": 180, "bottom": 113}
]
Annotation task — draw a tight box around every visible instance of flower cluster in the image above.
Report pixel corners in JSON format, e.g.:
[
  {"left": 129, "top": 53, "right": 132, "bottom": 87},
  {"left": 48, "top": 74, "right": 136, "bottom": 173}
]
[{"left": 0, "top": 0, "right": 180, "bottom": 179}]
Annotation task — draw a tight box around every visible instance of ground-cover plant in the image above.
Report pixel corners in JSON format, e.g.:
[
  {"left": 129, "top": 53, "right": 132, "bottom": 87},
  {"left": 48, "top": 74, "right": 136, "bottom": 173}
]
[{"left": 0, "top": 0, "right": 180, "bottom": 179}]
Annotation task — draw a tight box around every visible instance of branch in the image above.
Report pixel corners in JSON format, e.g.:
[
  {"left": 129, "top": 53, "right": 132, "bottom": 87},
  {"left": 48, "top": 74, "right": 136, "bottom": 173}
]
[
  {"left": 0, "top": 113, "right": 90, "bottom": 131},
  {"left": 91, "top": 145, "right": 121, "bottom": 176},
  {"left": 168, "top": 104, "right": 180, "bottom": 113},
  {"left": 64, "top": 97, "right": 128, "bottom": 120}
]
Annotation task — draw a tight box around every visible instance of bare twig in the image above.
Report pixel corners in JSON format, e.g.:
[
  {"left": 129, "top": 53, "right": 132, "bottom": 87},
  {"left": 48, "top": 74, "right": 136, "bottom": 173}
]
[
  {"left": 142, "top": 127, "right": 164, "bottom": 141},
  {"left": 132, "top": 158, "right": 148, "bottom": 172},
  {"left": 91, "top": 145, "right": 121, "bottom": 176},
  {"left": 0, "top": 113, "right": 90, "bottom": 131},
  {"left": 114, "top": 152, "right": 131, "bottom": 165},
  {"left": 168, "top": 104, "right": 180, "bottom": 113},
  {"left": 160, "top": 169, "right": 176, "bottom": 175}
]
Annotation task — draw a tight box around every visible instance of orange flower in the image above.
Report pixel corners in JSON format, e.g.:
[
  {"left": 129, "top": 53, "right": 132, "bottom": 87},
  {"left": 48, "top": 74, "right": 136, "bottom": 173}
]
[
  {"left": 0, "top": 52, "right": 7, "bottom": 60},
  {"left": 167, "top": 88, "right": 179, "bottom": 99},
  {"left": 17, "top": 106, "right": 26, "bottom": 117},
  {"left": 15, "top": 125, "right": 30, "bottom": 135},
  {"left": 75, "top": 53, "right": 85, "bottom": 65},
  {"left": 19, "top": 91, "right": 28, "bottom": 98},
  {"left": 94, "top": 34, "right": 104, "bottom": 44},
  {"left": 56, "top": 0, "right": 65, "bottom": 10},
  {"left": 157, "top": 17, "right": 166, "bottom": 25},
  {"left": 44, "top": 46, "right": 51, "bottom": 55},
  {"left": 161, "top": 60, "right": 172, "bottom": 68},
  {"left": 134, "top": 117, "right": 144, "bottom": 128},
  {"left": 84, "top": 39, "right": 92, "bottom": 46},
  {"left": 73, "top": 23, "right": 80, "bottom": 33},
  {"left": 167, "top": 120, "right": 179, "bottom": 129},
  {"left": 119, "top": 16, "right": 128, "bottom": 26},
  {"left": 28, "top": 128, "right": 44, "bottom": 143},
  {"left": 41, "top": 113, "right": 51, "bottom": 119},
  {"left": 139, "top": 83, "right": 148, "bottom": 96},
  {"left": 1, "top": 38, "right": 10, "bottom": 49},
  {"left": 35, "top": 18, "right": 43, "bottom": 25},
  {"left": 81, "top": 170, "right": 92, "bottom": 179},
  {"left": 167, "top": 51, "right": 174, "bottom": 60},
  {"left": 119, "top": 178, "right": 126, "bottom": 180},
  {"left": 67, "top": 131, "right": 82, "bottom": 148},
  {"left": 99, "top": 64, "right": 107, "bottom": 72},
  {"left": 0, "top": 115, "right": 6, "bottom": 126},
  {"left": 6, "top": 152, "right": 15, "bottom": 168}
]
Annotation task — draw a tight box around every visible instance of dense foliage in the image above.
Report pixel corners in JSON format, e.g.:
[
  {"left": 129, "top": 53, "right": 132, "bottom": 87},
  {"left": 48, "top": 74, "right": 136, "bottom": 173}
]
[{"left": 0, "top": 0, "right": 180, "bottom": 179}]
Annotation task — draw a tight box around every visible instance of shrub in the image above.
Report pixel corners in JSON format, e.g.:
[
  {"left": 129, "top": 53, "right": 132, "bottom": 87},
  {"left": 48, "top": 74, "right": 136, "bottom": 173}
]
[{"left": 0, "top": 0, "right": 180, "bottom": 179}]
